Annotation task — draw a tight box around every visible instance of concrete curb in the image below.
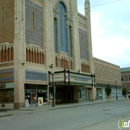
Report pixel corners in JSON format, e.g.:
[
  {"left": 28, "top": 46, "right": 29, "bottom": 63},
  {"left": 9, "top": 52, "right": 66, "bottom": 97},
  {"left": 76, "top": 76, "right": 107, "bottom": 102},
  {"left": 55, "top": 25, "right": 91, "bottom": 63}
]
[
  {"left": 0, "top": 98, "right": 128, "bottom": 117},
  {"left": 48, "top": 99, "right": 128, "bottom": 111},
  {"left": 0, "top": 113, "right": 13, "bottom": 118}
]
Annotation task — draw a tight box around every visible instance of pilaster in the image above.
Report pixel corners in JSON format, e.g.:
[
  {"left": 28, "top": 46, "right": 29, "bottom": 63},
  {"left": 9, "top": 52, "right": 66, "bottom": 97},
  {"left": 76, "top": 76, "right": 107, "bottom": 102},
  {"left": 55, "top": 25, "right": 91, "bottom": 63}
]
[
  {"left": 85, "top": 0, "right": 94, "bottom": 74},
  {"left": 43, "top": 0, "right": 55, "bottom": 69},
  {"left": 14, "top": 0, "right": 26, "bottom": 109},
  {"left": 71, "top": 0, "right": 81, "bottom": 71}
]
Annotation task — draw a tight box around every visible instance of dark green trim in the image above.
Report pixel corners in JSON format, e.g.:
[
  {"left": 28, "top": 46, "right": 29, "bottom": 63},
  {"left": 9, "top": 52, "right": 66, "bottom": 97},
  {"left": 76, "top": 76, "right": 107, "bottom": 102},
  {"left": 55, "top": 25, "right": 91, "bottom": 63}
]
[{"left": 96, "top": 83, "right": 121, "bottom": 88}]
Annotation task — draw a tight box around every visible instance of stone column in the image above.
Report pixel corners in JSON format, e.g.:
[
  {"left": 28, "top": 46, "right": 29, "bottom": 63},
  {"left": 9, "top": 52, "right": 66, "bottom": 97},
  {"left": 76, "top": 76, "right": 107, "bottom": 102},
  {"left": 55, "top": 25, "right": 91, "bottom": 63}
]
[
  {"left": 84, "top": 0, "right": 94, "bottom": 74},
  {"left": 71, "top": 0, "right": 81, "bottom": 71},
  {"left": 66, "top": 21, "right": 70, "bottom": 69},
  {"left": 14, "top": 0, "right": 26, "bottom": 109},
  {"left": 43, "top": 0, "right": 54, "bottom": 69},
  {"left": 85, "top": 0, "right": 95, "bottom": 100},
  {"left": 56, "top": 19, "right": 60, "bottom": 68},
  {"left": 42, "top": 0, "right": 54, "bottom": 105}
]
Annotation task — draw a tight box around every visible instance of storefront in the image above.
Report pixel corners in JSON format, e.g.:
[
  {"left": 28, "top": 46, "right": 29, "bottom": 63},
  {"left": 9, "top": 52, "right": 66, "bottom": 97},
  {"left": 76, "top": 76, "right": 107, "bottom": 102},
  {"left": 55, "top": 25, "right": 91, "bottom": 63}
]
[
  {"left": 111, "top": 86, "right": 122, "bottom": 98},
  {"left": 82, "top": 87, "right": 91, "bottom": 101},
  {"left": 0, "top": 69, "right": 14, "bottom": 109},
  {"left": 0, "top": 83, "right": 14, "bottom": 104},
  {"left": 96, "top": 84, "right": 122, "bottom": 99},
  {"left": 25, "top": 70, "right": 48, "bottom": 106},
  {"left": 25, "top": 84, "right": 47, "bottom": 106}
]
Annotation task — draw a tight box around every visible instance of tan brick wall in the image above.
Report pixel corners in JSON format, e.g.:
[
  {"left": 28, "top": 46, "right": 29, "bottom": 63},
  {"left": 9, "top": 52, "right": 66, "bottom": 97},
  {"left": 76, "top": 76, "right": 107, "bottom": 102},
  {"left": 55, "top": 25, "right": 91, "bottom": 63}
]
[
  {"left": 94, "top": 57, "right": 121, "bottom": 86},
  {"left": 0, "top": 0, "right": 14, "bottom": 44}
]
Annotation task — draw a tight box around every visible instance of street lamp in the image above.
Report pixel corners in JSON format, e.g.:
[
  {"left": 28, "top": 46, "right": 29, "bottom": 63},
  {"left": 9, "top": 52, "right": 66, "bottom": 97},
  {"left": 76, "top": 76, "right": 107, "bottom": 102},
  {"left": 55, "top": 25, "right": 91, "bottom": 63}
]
[
  {"left": 115, "top": 79, "right": 118, "bottom": 100},
  {"left": 49, "top": 64, "right": 55, "bottom": 107}
]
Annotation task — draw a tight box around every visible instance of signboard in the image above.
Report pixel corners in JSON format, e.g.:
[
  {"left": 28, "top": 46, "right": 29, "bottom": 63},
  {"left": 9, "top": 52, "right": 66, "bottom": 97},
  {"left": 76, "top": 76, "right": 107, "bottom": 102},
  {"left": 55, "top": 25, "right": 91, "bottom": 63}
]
[
  {"left": 50, "top": 73, "right": 64, "bottom": 82},
  {"left": 26, "top": 70, "right": 47, "bottom": 82},
  {"left": 38, "top": 97, "right": 43, "bottom": 105},
  {"left": 49, "top": 71, "right": 94, "bottom": 85},
  {"left": 69, "top": 74, "right": 92, "bottom": 84}
]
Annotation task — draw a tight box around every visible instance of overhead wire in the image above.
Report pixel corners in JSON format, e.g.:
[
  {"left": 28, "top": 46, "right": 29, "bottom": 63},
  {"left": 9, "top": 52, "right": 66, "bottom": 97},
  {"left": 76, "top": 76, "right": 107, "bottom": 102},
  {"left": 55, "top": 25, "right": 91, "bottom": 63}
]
[
  {"left": 91, "top": 0, "right": 122, "bottom": 8},
  {"left": 78, "top": 0, "right": 122, "bottom": 10}
]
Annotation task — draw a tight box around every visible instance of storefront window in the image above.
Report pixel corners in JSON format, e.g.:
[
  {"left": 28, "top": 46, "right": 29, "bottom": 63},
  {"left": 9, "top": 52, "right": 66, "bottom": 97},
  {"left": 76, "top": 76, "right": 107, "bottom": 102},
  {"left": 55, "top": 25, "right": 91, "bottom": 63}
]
[
  {"left": 0, "top": 89, "right": 14, "bottom": 103},
  {"left": 25, "top": 84, "right": 47, "bottom": 106},
  {"left": 49, "top": 87, "right": 53, "bottom": 100}
]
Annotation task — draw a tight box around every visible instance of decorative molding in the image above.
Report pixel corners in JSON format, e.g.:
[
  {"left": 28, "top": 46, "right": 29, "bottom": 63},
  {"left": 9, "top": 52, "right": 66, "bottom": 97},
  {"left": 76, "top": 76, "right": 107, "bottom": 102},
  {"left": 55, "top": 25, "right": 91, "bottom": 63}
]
[{"left": 0, "top": 69, "right": 14, "bottom": 82}]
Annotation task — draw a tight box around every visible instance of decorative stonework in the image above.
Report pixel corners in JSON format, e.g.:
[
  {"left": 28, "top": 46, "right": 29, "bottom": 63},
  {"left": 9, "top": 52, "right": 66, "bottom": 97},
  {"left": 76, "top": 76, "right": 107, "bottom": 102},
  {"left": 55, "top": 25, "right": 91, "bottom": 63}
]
[
  {"left": 25, "top": 0, "right": 43, "bottom": 48},
  {"left": 0, "top": 69, "right": 14, "bottom": 82},
  {"left": 26, "top": 44, "right": 45, "bottom": 64},
  {"left": 79, "top": 28, "right": 88, "bottom": 61},
  {"left": 25, "top": 70, "right": 47, "bottom": 82},
  {"left": 0, "top": 42, "right": 14, "bottom": 63}
]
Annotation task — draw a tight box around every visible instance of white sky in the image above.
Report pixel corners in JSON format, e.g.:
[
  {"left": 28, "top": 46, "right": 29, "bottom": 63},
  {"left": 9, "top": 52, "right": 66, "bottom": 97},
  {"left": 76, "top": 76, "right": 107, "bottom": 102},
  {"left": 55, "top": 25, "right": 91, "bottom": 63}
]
[{"left": 77, "top": 0, "right": 130, "bottom": 68}]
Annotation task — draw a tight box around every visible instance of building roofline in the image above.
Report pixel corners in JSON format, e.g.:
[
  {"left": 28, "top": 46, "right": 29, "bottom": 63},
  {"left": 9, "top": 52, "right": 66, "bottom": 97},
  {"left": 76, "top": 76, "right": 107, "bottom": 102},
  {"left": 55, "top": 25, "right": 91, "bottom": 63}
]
[
  {"left": 78, "top": 12, "right": 86, "bottom": 19},
  {"left": 121, "top": 67, "right": 130, "bottom": 72},
  {"left": 93, "top": 57, "right": 120, "bottom": 68}
]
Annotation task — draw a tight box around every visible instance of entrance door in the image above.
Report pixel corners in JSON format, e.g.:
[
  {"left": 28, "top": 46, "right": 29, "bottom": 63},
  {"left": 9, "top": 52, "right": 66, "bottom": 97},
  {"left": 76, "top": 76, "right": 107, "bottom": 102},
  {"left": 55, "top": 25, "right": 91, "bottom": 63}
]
[
  {"left": 88, "top": 91, "right": 90, "bottom": 101},
  {"left": 82, "top": 88, "right": 87, "bottom": 101},
  {"left": 66, "top": 86, "right": 73, "bottom": 102},
  {"left": 37, "top": 90, "right": 47, "bottom": 105}
]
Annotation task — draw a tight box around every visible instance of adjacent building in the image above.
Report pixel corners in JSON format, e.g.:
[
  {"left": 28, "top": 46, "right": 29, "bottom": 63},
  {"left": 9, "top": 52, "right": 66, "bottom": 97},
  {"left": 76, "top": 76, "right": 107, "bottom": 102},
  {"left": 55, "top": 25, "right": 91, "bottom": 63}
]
[
  {"left": 94, "top": 57, "right": 122, "bottom": 100},
  {"left": 121, "top": 67, "right": 130, "bottom": 93}
]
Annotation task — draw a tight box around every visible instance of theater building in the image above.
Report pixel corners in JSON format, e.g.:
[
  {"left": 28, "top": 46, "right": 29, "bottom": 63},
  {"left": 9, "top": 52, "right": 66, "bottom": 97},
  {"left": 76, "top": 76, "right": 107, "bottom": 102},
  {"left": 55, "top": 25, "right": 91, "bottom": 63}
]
[{"left": 0, "top": 0, "right": 96, "bottom": 109}]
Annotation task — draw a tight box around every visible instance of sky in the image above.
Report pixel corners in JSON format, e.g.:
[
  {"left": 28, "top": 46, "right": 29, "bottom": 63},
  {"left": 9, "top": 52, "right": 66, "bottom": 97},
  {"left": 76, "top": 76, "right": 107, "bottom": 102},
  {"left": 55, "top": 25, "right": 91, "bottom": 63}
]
[{"left": 77, "top": 0, "right": 130, "bottom": 68}]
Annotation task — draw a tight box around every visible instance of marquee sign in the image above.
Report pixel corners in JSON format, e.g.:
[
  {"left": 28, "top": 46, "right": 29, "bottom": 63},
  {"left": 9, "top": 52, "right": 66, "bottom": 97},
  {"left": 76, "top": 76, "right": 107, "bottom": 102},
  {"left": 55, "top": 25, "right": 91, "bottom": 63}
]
[{"left": 49, "top": 70, "right": 95, "bottom": 86}]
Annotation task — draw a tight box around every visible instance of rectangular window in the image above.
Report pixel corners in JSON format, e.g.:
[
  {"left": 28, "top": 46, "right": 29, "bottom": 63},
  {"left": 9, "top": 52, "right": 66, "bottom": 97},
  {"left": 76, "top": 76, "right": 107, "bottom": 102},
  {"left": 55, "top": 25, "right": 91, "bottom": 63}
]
[
  {"left": 1, "top": 7, "right": 5, "bottom": 27},
  {"left": 32, "top": 12, "right": 35, "bottom": 30},
  {"left": 54, "top": 18, "right": 58, "bottom": 53},
  {"left": 69, "top": 26, "right": 72, "bottom": 57}
]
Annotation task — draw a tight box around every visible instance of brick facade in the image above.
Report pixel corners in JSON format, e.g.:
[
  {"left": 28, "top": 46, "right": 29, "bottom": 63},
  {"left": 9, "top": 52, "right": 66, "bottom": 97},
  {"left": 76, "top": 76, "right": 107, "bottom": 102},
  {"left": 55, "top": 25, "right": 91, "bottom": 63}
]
[
  {"left": 0, "top": 0, "right": 14, "bottom": 44},
  {"left": 121, "top": 68, "right": 130, "bottom": 92}
]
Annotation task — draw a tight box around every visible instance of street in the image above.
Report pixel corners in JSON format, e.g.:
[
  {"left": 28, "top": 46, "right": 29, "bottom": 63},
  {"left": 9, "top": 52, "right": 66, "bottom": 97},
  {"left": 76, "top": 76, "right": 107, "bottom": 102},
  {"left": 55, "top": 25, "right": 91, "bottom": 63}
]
[{"left": 0, "top": 100, "right": 130, "bottom": 130}]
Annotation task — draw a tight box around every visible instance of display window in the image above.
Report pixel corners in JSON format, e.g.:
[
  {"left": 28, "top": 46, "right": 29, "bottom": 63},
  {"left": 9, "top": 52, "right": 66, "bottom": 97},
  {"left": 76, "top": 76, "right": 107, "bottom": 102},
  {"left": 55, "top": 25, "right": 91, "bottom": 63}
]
[
  {"left": 25, "top": 84, "right": 47, "bottom": 106},
  {"left": 0, "top": 89, "right": 14, "bottom": 103}
]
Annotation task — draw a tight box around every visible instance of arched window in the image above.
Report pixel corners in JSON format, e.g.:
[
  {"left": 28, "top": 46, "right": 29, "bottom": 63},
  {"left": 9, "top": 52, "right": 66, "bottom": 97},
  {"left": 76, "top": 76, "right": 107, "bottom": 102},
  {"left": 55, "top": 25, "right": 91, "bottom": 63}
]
[{"left": 58, "top": 2, "right": 67, "bottom": 52}]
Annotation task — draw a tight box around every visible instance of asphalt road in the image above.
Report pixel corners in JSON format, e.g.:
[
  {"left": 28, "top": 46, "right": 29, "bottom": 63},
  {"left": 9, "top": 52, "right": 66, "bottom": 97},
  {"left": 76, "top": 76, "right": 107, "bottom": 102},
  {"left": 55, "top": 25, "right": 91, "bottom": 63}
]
[{"left": 0, "top": 100, "right": 130, "bottom": 130}]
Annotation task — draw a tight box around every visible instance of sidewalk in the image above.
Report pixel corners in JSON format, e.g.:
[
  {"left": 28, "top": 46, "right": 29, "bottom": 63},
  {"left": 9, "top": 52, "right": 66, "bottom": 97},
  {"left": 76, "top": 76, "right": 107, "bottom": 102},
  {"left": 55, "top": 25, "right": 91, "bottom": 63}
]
[{"left": 0, "top": 98, "right": 128, "bottom": 118}]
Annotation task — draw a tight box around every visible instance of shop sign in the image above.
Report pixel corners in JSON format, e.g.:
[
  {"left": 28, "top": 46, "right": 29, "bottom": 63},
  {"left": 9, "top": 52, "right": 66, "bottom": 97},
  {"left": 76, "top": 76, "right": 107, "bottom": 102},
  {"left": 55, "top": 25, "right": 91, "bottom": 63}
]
[{"left": 70, "top": 74, "right": 92, "bottom": 84}]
